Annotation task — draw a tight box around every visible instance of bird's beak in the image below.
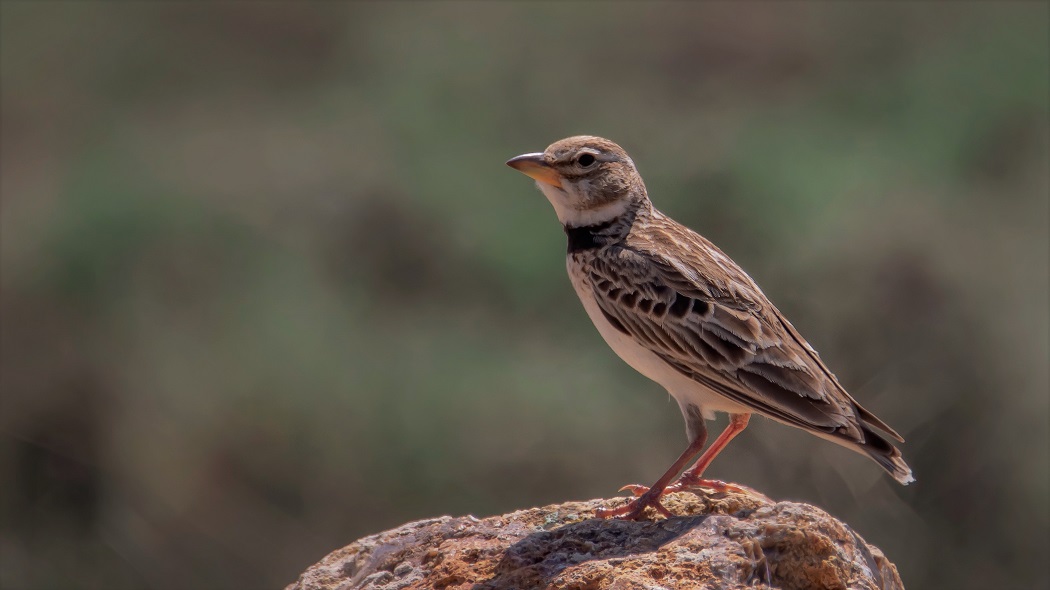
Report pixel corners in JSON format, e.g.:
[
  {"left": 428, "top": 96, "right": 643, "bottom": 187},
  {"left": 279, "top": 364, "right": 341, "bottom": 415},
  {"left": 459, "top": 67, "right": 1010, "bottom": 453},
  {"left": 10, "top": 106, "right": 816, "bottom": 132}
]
[{"left": 506, "top": 153, "right": 563, "bottom": 189}]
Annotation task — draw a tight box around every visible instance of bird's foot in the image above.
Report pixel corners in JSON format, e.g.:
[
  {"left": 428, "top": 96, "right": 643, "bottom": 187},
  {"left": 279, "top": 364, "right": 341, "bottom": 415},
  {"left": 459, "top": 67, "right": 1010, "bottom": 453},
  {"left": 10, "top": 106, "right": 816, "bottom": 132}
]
[
  {"left": 669, "top": 474, "right": 751, "bottom": 495},
  {"left": 621, "top": 477, "right": 749, "bottom": 498},
  {"left": 595, "top": 488, "right": 673, "bottom": 520}
]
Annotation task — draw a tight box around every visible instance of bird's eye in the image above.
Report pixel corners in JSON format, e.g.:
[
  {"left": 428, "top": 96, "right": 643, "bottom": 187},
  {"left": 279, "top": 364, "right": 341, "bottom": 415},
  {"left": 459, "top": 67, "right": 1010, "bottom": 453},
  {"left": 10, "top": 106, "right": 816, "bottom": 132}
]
[{"left": 577, "top": 153, "right": 597, "bottom": 167}]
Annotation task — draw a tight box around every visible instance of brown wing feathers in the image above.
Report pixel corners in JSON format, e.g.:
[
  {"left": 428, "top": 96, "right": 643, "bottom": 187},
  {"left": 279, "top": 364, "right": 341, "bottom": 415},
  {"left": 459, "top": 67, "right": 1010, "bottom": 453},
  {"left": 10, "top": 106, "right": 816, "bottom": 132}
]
[{"left": 584, "top": 221, "right": 913, "bottom": 482}]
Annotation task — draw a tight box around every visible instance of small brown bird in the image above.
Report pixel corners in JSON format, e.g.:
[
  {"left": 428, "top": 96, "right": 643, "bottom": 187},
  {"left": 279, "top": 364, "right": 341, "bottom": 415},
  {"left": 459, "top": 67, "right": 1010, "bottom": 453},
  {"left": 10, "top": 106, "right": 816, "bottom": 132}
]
[{"left": 507, "top": 136, "right": 913, "bottom": 520}]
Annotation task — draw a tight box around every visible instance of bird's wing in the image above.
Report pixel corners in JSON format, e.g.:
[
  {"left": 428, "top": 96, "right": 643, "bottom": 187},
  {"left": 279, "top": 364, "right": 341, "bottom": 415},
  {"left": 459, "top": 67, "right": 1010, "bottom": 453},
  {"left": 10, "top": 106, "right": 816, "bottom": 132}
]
[{"left": 585, "top": 220, "right": 902, "bottom": 444}]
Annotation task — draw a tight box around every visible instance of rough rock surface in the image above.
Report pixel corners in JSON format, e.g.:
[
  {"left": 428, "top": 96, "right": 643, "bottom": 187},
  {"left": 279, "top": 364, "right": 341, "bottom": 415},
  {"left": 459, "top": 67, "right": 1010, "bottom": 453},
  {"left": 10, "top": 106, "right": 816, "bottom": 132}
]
[{"left": 286, "top": 491, "right": 904, "bottom": 590}]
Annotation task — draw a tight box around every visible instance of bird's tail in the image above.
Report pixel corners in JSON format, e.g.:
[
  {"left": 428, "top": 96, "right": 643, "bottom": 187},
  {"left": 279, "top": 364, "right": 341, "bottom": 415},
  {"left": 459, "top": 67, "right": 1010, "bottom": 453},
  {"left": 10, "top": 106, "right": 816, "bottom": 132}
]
[{"left": 858, "top": 422, "right": 915, "bottom": 485}]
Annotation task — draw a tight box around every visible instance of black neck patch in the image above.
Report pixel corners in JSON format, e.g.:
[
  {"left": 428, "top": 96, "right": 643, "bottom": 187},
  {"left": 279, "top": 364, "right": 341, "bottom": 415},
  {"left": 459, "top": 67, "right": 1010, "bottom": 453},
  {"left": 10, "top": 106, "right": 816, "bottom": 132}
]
[{"left": 564, "top": 220, "right": 615, "bottom": 253}]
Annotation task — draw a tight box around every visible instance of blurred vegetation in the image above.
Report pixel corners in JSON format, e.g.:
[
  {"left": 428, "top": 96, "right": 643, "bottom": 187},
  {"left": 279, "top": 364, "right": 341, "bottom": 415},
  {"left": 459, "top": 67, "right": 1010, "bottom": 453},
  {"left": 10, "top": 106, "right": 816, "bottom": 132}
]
[{"left": 1, "top": 3, "right": 1046, "bottom": 589}]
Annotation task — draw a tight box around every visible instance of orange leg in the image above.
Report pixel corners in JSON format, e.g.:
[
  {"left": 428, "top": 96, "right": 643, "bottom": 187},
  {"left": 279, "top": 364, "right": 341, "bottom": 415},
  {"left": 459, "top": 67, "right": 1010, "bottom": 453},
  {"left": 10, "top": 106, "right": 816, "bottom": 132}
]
[
  {"left": 595, "top": 425, "right": 708, "bottom": 520},
  {"left": 670, "top": 413, "right": 750, "bottom": 493},
  {"left": 618, "top": 413, "right": 752, "bottom": 506}
]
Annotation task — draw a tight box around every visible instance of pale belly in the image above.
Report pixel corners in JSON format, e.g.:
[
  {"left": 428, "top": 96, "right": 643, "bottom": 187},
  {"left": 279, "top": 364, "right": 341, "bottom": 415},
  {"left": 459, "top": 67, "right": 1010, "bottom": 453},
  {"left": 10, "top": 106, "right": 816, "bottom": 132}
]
[{"left": 566, "top": 261, "right": 749, "bottom": 420}]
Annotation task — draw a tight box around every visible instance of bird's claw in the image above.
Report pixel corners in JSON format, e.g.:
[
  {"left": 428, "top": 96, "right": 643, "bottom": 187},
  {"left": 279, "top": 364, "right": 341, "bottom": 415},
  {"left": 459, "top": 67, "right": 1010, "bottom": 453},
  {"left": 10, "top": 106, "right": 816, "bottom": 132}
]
[
  {"left": 619, "top": 478, "right": 750, "bottom": 500},
  {"left": 671, "top": 476, "right": 749, "bottom": 495},
  {"left": 617, "top": 484, "right": 651, "bottom": 497},
  {"left": 596, "top": 490, "right": 673, "bottom": 520}
]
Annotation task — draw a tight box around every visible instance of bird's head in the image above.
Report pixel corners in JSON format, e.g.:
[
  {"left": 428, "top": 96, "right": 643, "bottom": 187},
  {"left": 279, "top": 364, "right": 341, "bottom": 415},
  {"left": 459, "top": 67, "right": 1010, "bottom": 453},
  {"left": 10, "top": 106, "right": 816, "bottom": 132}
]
[{"left": 506, "top": 136, "right": 649, "bottom": 227}]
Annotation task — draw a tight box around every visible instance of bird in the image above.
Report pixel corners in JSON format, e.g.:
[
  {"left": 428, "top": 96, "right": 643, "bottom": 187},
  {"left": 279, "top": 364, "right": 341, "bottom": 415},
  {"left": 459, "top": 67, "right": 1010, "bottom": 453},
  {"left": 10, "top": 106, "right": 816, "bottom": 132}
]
[{"left": 506, "top": 136, "right": 913, "bottom": 520}]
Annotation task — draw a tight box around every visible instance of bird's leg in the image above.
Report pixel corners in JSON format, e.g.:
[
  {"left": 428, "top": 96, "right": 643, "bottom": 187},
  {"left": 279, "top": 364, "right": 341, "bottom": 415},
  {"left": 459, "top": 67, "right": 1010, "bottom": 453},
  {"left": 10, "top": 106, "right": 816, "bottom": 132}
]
[
  {"left": 667, "top": 413, "right": 751, "bottom": 494},
  {"left": 620, "top": 413, "right": 753, "bottom": 499},
  {"left": 596, "top": 427, "right": 708, "bottom": 520}
]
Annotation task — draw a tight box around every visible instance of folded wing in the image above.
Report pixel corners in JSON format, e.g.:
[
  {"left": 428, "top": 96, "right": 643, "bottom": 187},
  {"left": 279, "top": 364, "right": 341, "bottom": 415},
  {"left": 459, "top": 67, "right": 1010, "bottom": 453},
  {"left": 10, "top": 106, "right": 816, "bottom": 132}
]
[{"left": 583, "top": 218, "right": 912, "bottom": 483}]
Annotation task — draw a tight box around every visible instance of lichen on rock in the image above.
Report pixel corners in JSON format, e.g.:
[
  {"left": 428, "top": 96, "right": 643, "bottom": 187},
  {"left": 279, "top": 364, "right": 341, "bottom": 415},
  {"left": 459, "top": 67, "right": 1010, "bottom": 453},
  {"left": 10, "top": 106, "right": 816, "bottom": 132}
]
[{"left": 286, "top": 491, "right": 904, "bottom": 590}]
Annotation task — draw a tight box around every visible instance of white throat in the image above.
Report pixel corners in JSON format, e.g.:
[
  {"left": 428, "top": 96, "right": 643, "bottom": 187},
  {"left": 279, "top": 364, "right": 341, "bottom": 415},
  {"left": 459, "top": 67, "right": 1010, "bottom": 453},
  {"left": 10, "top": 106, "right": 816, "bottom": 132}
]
[{"left": 536, "top": 181, "right": 632, "bottom": 227}]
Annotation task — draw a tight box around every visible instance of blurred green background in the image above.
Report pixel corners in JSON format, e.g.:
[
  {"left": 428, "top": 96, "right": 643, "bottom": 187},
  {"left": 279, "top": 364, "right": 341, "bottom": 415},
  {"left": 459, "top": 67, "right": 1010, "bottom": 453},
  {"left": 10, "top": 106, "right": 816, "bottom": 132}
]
[{"left": 1, "top": 2, "right": 1047, "bottom": 589}]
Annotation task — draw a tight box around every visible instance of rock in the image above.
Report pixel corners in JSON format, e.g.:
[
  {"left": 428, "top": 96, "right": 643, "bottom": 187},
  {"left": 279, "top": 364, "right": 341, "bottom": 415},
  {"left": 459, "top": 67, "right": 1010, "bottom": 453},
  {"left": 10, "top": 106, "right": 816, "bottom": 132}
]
[{"left": 286, "top": 491, "right": 904, "bottom": 590}]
